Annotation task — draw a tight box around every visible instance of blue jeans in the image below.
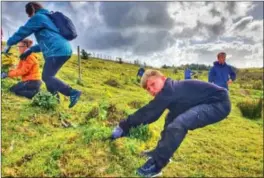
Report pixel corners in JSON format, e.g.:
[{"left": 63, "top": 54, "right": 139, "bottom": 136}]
[
  {"left": 10, "top": 80, "right": 42, "bottom": 99},
  {"left": 42, "top": 56, "right": 72, "bottom": 96},
  {"left": 152, "top": 100, "right": 231, "bottom": 169}
]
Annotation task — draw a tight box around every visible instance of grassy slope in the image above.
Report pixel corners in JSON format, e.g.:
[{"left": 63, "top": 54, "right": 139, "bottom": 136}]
[{"left": 1, "top": 52, "right": 263, "bottom": 177}]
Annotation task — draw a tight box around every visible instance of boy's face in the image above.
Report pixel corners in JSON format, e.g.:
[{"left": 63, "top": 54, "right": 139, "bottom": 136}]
[
  {"left": 217, "top": 55, "right": 226, "bottom": 64},
  {"left": 146, "top": 76, "right": 166, "bottom": 96}
]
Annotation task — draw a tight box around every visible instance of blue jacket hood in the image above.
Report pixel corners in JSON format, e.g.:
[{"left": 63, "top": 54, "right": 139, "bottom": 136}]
[{"left": 213, "top": 61, "right": 227, "bottom": 67}]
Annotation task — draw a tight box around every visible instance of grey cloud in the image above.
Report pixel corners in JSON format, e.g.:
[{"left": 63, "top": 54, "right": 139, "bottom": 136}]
[
  {"left": 210, "top": 8, "right": 221, "bottom": 17},
  {"left": 83, "top": 31, "right": 136, "bottom": 50},
  {"left": 133, "top": 31, "right": 175, "bottom": 55},
  {"left": 99, "top": 2, "right": 174, "bottom": 29},
  {"left": 233, "top": 16, "right": 253, "bottom": 31},
  {"left": 248, "top": 2, "right": 263, "bottom": 20},
  {"left": 226, "top": 2, "right": 236, "bottom": 15}
]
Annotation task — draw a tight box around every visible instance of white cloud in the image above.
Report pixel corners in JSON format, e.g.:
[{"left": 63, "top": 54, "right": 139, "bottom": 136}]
[{"left": 1, "top": 1, "right": 263, "bottom": 68}]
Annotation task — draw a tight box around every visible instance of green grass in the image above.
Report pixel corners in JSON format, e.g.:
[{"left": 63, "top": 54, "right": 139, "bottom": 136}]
[{"left": 1, "top": 51, "right": 263, "bottom": 177}]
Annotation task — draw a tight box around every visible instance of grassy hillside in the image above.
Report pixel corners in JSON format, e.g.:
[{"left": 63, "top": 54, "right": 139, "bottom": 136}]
[{"left": 1, "top": 48, "right": 263, "bottom": 177}]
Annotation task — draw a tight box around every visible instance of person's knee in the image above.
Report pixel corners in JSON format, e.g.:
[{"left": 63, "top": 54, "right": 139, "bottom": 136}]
[
  {"left": 166, "top": 120, "right": 187, "bottom": 132},
  {"left": 9, "top": 85, "right": 18, "bottom": 93},
  {"left": 42, "top": 74, "right": 50, "bottom": 82}
]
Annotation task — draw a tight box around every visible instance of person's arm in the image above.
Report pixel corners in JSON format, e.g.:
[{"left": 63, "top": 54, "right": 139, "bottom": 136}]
[
  {"left": 8, "top": 56, "right": 35, "bottom": 78},
  {"left": 7, "top": 15, "right": 44, "bottom": 46},
  {"left": 208, "top": 67, "right": 215, "bottom": 83},
  {"left": 119, "top": 96, "right": 171, "bottom": 134},
  {"left": 229, "top": 66, "right": 236, "bottom": 81},
  {"left": 30, "top": 44, "right": 41, "bottom": 53}
]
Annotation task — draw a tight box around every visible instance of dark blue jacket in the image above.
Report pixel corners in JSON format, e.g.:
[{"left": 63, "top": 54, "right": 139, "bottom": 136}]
[
  {"left": 7, "top": 9, "right": 72, "bottom": 59},
  {"left": 119, "top": 78, "right": 230, "bottom": 133},
  {"left": 208, "top": 61, "right": 236, "bottom": 90},
  {"left": 184, "top": 68, "right": 193, "bottom": 79},
  {"left": 137, "top": 68, "right": 145, "bottom": 77}
]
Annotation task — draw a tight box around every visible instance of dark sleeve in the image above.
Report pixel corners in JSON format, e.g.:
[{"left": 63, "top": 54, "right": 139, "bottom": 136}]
[
  {"left": 119, "top": 95, "right": 171, "bottom": 133},
  {"left": 208, "top": 67, "right": 215, "bottom": 83},
  {"left": 229, "top": 66, "right": 236, "bottom": 81}
]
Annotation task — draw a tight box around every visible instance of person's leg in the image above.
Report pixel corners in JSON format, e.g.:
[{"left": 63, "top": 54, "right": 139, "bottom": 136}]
[
  {"left": 42, "top": 56, "right": 72, "bottom": 96},
  {"left": 42, "top": 56, "right": 81, "bottom": 108},
  {"left": 153, "top": 101, "right": 231, "bottom": 169},
  {"left": 9, "top": 82, "right": 25, "bottom": 93},
  {"left": 11, "top": 81, "right": 42, "bottom": 99},
  {"left": 142, "top": 112, "right": 175, "bottom": 158},
  {"left": 137, "top": 100, "right": 231, "bottom": 176}
]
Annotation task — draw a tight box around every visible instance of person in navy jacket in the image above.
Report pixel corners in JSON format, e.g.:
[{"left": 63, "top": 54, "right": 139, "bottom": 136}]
[
  {"left": 111, "top": 69, "right": 231, "bottom": 177},
  {"left": 208, "top": 52, "right": 236, "bottom": 90},
  {"left": 137, "top": 66, "right": 145, "bottom": 82}
]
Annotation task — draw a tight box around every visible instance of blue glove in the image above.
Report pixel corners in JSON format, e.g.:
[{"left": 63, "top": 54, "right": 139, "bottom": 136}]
[
  {"left": 111, "top": 126, "right": 124, "bottom": 139},
  {"left": 2, "top": 45, "right": 11, "bottom": 54},
  {"left": 1, "top": 72, "right": 8, "bottom": 79},
  {"left": 19, "top": 49, "right": 32, "bottom": 60}
]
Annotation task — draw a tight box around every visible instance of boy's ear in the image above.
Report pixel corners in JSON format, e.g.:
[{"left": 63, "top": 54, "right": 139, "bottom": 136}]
[{"left": 162, "top": 76, "right": 166, "bottom": 81}]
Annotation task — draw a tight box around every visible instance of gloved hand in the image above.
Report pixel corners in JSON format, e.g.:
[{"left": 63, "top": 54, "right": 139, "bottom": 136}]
[
  {"left": 2, "top": 45, "right": 11, "bottom": 54},
  {"left": 111, "top": 125, "right": 124, "bottom": 140},
  {"left": 1, "top": 72, "right": 8, "bottom": 79},
  {"left": 19, "top": 49, "right": 32, "bottom": 60}
]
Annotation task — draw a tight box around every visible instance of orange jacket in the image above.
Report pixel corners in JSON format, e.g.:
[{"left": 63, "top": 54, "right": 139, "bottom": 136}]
[{"left": 8, "top": 54, "right": 41, "bottom": 81}]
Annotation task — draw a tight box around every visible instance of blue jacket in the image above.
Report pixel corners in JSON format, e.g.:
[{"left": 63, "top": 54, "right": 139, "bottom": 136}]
[
  {"left": 137, "top": 68, "right": 145, "bottom": 77},
  {"left": 208, "top": 61, "right": 236, "bottom": 90},
  {"left": 7, "top": 9, "right": 72, "bottom": 59},
  {"left": 119, "top": 78, "right": 230, "bottom": 133},
  {"left": 184, "top": 68, "right": 193, "bottom": 79}
]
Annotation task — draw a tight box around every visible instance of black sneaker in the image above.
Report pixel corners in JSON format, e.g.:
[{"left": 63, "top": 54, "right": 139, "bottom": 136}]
[
  {"left": 141, "top": 150, "right": 154, "bottom": 159},
  {"left": 141, "top": 150, "right": 172, "bottom": 163},
  {"left": 137, "top": 158, "right": 162, "bottom": 177}
]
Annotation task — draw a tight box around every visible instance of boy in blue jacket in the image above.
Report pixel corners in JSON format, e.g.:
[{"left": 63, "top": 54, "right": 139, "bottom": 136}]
[
  {"left": 111, "top": 69, "right": 231, "bottom": 177},
  {"left": 137, "top": 66, "right": 145, "bottom": 82},
  {"left": 208, "top": 52, "right": 236, "bottom": 90},
  {"left": 184, "top": 67, "right": 195, "bottom": 79},
  {"left": 3, "top": 2, "right": 81, "bottom": 108}
]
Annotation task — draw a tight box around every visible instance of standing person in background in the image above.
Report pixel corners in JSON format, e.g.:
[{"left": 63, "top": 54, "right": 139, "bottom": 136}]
[
  {"left": 137, "top": 65, "right": 145, "bottom": 82},
  {"left": 184, "top": 67, "right": 195, "bottom": 80},
  {"left": 2, "top": 2, "right": 81, "bottom": 108},
  {"left": 1, "top": 39, "right": 42, "bottom": 99},
  {"left": 208, "top": 52, "right": 236, "bottom": 90}
]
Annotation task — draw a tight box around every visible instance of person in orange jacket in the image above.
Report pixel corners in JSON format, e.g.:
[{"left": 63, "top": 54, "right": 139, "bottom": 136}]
[{"left": 1, "top": 39, "right": 42, "bottom": 99}]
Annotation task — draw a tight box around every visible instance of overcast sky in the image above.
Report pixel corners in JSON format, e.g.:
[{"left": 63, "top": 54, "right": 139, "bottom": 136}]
[{"left": 1, "top": 1, "right": 263, "bottom": 68}]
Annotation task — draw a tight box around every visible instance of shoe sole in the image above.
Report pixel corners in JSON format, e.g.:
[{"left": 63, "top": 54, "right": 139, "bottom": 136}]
[
  {"left": 137, "top": 170, "right": 162, "bottom": 178},
  {"left": 69, "top": 91, "right": 82, "bottom": 108},
  {"left": 151, "top": 172, "right": 162, "bottom": 177}
]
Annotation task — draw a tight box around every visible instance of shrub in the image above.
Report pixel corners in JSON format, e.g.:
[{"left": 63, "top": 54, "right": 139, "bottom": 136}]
[
  {"left": 128, "top": 100, "right": 145, "bottom": 109},
  {"left": 173, "top": 68, "right": 178, "bottom": 74},
  {"left": 31, "top": 91, "right": 58, "bottom": 110},
  {"left": 252, "top": 80, "right": 263, "bottom": 90},
  {"left": 82, "top": 125, "right": 111, "bottom": 144},
  {"left": 129, "top": 124, "right": 152, "bottom": 141},
  {"left": 237, "top": 98, "right": 263, "bottom": 119},
  {"left": 104, "top": 79, "right": 121, "bottom": 88}
]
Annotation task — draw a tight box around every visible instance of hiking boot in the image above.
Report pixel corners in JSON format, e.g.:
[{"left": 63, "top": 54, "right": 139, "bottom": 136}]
[
  {"left": 137, "top": 158, "right": 162, "bottom": 177},
  {"left": 141, "top": 150, "right": 154, "bottom": 159},
  {"left": 69, "top": 89, "right": 81, "bottom": 108},
  {"left": 141, "top": 150, "right": 172, "bottom": 163}
]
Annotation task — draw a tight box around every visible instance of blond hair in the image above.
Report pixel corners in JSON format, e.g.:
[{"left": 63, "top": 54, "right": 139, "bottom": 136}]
[{"left": 140, "top": 69, "right": 165, "bottom": 89}]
